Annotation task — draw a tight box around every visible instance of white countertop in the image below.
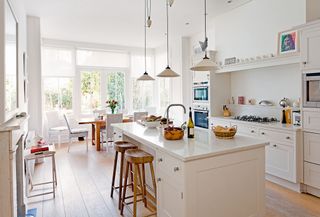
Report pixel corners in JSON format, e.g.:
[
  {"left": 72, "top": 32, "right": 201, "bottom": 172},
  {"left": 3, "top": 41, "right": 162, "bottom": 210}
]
[
  {"left": 113, "top": 122, "right": 268, "bottom": 162},
  {"left": 212, "top": 116, "right": 302, "bottom": 132}
]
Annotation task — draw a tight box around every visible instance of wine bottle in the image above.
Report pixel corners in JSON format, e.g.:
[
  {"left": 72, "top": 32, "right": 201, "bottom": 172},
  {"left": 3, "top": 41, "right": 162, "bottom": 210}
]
[{"left": 187, "top": 107, "right": 195, "bottom": 138}]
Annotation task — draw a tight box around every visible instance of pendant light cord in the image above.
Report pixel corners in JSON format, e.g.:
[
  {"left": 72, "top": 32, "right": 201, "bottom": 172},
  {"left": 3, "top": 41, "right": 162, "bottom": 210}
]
[
  {"left": 166, "top": 0, "right": 169, "bottom": 67},
  {"left": 147, "top": 0, "right": 151, "bottom": 18},
  {"left": 204, "top": 0, "right": 208, "bottom": 57},
  {"left": 144, "top": 0, "right": 147, "bottom": 73}
]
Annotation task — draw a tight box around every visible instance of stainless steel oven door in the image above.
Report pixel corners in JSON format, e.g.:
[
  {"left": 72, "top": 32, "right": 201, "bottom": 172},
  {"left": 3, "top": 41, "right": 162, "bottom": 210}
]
[
  {"left": 193, "top": 86, "right": 209, "bottom": 102},
  {"left": 303, "top": 73, "right": 320, "bottom": 108},
  {"left": 194, "top": 110, "right": 209, "bottom": 129}
]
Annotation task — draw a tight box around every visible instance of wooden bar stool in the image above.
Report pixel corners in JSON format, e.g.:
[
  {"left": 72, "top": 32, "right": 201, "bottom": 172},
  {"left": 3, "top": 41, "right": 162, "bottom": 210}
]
[
  {"left": 111, "top": 141, "right": 138, "bottom": 210},
  {"left": 121, "top": 149, "right": 157, "bottom": 217}
]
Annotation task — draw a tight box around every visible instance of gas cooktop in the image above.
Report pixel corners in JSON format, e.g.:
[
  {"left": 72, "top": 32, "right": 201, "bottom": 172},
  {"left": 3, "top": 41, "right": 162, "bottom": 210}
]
[{"left": 233, "top": 115, "right": 279, "bottom": 123}]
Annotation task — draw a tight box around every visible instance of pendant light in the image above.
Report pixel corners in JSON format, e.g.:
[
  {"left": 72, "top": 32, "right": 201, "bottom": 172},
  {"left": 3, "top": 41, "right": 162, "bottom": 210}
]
[
  {"left": 190, "top": 0, "right": 218, "bottom": 71},
  {"left": 157, "top": 0, "right": 179, "bottom": 77},
  {"left": 137, "top": 0, "right": 155, "bottom": 81}
]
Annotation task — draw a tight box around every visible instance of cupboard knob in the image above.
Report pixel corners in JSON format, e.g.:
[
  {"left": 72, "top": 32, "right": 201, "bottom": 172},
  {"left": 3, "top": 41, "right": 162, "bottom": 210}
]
[
  {"left": 251, "top": 130, "right": 255, "bottom": 133},
  {"left": 273, "top": 144, "right": 277, "bottom": 148},
  {"left": 261, "top": 132, "right": 265, "bottom": 135},
  {"left": 157, "top": 178, "right": 162, "bottom": 182},
  {"left": 286, "top": 136, "right": 290, "bottom": 139},
  {"left": 303, "top": 61, "right": 307, "bottom": 65},
  {"left": 158, "top": 158, "right": 163, "bottom": 162},
  {"left": 173, "top": 167, "right": 180, "bottom": 172}
]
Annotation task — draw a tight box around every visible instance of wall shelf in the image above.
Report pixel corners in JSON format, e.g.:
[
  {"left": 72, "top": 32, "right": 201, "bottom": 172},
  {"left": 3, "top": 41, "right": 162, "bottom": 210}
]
[{"left": 216, "top": 53, "right": 301, "bottom": 73}]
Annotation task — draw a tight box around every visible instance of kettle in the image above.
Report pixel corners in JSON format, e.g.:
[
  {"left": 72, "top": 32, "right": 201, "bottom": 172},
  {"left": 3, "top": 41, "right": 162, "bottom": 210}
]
[{"left": 279, "top": 98, "right": 289, "bottom": 108}]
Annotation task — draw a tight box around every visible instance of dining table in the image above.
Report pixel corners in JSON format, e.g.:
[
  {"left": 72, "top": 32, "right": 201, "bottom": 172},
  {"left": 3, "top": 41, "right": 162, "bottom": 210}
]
[{"left": 78, "top": 116, "right": 133, "bottom": 151}]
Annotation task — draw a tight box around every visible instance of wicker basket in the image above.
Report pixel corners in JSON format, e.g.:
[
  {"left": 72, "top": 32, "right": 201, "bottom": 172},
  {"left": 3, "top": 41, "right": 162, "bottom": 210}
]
[
  {"left": 212, "top": 126, "right": 237, "bottom": 139},
  {"left": 164, "top": 127, "right": 184, "bottom": 140}
]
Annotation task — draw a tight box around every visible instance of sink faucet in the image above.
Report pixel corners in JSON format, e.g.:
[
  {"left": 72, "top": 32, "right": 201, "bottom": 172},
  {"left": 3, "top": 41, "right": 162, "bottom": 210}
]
[{"left": 165, "top": 104, "right": 186, "bottom": 125}]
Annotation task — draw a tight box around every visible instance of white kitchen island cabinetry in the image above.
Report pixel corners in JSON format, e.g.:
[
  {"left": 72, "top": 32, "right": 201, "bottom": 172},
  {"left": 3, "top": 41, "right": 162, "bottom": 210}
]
[{"left": 113, "top": 122, "right": 268, "bottom": 217}]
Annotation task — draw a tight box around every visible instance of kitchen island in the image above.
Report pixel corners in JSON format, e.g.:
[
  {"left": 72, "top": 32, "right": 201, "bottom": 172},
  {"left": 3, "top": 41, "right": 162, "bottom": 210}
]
[{"left": 113, "top": 122, "right": 268, "bottom": 217}]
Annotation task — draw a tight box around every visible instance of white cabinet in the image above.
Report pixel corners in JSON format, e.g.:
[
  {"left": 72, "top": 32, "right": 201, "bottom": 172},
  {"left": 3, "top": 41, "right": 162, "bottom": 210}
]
[
  {"left": 156, "top": 151, "right": 185, "bottom": 217},
  {"left": 303, "top": 110, "right": 320, "bottom": 133},
  {"left": 231, "top": 122, "right": 259, "bottom": 137},
  {"left": 304, "top": 162, "right": 320, "bottom": 189},
  {"left": 301, "top": 28, "right": 320, "bottom": 71},
  {"left": 157, "top": 170, "right": 184, "bottom": 217},
  {"left": 265, "top": 142, "right": 295, "bottom": 182},
  {"left": 304, "top": 132, "right": 320, "bottom": 165}
]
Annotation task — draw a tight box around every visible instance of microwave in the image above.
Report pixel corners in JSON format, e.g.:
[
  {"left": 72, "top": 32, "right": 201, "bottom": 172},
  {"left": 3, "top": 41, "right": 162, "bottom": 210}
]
[
  {"left": 193, "top": 86, "right": 209, "bottom": 102},
  {"left": 303, "top": 72, "right": 320, "bottom": 108}
]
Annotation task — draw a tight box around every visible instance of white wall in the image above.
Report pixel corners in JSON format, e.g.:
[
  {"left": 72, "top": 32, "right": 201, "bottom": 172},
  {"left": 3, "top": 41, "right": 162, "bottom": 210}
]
[
  {"left": 230, "top": 64, "right": 301, "bottom": 106},
  {"left": 0, "top": 0, "right": 27, "bottom": 125},
  {"left": 214, "top": 0, "right": 306, "bottom": 62},
  {"left": 27, "top": 16, "right": 42, "bottom": 134}
]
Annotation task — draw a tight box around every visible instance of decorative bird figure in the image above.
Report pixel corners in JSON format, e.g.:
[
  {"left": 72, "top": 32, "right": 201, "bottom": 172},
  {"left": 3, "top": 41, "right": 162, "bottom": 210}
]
[{"left": 199, "top": 37, "right": 208, "bottom": 52}]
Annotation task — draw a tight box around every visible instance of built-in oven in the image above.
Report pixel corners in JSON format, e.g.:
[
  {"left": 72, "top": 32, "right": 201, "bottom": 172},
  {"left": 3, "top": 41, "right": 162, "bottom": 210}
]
[
  {"left": 194, "top": 106, "right": 209, "bottom": 129},
  {"left": 303, "top": 72, "right": 320, "bottom": 108},
  {"left": 193, "top": 85, "right": 209, "bottom": 102}
]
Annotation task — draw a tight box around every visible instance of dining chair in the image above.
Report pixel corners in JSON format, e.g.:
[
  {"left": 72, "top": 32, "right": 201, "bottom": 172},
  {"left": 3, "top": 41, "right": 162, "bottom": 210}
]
[
  {"left": 46, "top": 111, "right": 68, "bottom": 146},
  {"left": 63, "top": 114, "right": 89, "bottom": 152},
  {"left": 101, "top": 113, "right": 123, "bottom": 151},
  {"left": 133, "top": 111, "right": 148, "bottom": 122}
]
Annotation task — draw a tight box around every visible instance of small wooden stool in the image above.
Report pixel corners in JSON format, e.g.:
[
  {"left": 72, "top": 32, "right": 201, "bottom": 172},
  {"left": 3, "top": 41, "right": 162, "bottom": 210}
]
[
  {"left": 121, "top": 149, "right": 157, "bottom": 217},
  {"left": 111, "top": 141, "right": 138, "bottom": 210}
]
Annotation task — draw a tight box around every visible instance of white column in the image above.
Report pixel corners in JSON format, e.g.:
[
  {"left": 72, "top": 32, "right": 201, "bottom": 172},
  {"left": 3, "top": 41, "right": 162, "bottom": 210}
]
[{"left": 27, "top": 16, "right": 43, "bottom": 135}]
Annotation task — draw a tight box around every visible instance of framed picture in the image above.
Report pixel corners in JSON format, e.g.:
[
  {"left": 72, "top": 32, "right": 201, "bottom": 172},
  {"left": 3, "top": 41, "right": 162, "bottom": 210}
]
[{"left": 278, "top": 30, "right": 299, "bottom": 55}]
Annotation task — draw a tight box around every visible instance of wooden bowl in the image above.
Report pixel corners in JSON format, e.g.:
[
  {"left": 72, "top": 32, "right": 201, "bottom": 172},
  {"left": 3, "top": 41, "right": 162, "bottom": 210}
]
[
  {"left": 164, "top": 127, "right": 184, "bottom": 140},
  {"left": 212, "top": 125, "right": 237, "bottom": 139}
]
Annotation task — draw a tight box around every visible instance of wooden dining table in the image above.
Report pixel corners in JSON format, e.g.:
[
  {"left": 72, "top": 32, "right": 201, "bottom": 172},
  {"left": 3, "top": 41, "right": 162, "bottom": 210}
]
[{"left": 78, "top": 116, "right": 133, "bottom": 151}]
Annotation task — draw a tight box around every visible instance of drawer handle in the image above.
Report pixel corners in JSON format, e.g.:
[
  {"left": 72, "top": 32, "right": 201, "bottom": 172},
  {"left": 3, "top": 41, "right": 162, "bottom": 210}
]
[
  {"left": 261, "top": 132, "right": 265, "bottom": 135},
  {"left": 273, "top": 144, "right": 277, "bottom": 148},
  {"left": 158, "top": 158, "right": 163, "bottom": 162},
  {"left": 173, "top": 167, "right": 180, "bottom": 172},
  {"left": 251, "top": 130, "right": 255, "bottom": 133},
  {"left": 286, "top": 136, "right": 290, "bottom": 139},
  {"left": 157, "top": 178, "right": 162, "bottom": 182}
]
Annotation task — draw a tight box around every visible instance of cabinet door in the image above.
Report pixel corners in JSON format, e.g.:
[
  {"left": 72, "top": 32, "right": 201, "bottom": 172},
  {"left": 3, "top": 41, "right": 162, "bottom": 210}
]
[
  {"left": 303, "top": 111, "right": 320, "bottom": 133},
  {"left": 301, "top": 28, "right": 320, "bottom": 71},
  {"left": 157, "top": 171, "right": 184, "bottom": 217},
  {"left": 265, "top": 142, "right": 295, "bottom": 182},
  {"left": 304, "top": 132, "right": 320, "bottom": 165},
  {"left": 231, "top": 122, "right": 258, "bottom": 137},
  {"left": 304, "top": 162, "right": 320, "bottom": 189}
]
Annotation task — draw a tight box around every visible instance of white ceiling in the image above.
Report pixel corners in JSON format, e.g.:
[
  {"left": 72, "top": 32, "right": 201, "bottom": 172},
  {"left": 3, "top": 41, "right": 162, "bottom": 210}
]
[{"left": 25, "top": 0, "right": 252, "bottom": 48}]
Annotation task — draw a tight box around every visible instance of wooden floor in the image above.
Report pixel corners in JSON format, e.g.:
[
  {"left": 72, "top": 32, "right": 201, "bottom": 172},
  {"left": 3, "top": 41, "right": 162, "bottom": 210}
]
[{"left": 28, "top": 142, "right": 320, "bottom": 217}]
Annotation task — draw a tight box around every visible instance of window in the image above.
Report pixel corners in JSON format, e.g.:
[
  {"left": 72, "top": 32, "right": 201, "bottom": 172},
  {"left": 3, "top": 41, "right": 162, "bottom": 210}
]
[
  {"left": 80, "top": 71, "right": 101, "bottom": 113},
  {"left": 131, "top": 54, "right": 155, "bottom": 111},
  {"left": 42, "top": 46, "right": 75, "bottom": 112},
  {"left": 43, "top": 78, "right": 73, "bottom": 111},
  {"left": 106, "top": 72, "right": 125, "bottom": 110}
]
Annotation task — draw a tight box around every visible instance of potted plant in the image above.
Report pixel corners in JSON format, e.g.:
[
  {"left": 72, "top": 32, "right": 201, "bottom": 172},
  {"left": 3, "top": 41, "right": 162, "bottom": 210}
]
[{"left": 106, "top": 99, "right": 118, "bottom": 114}]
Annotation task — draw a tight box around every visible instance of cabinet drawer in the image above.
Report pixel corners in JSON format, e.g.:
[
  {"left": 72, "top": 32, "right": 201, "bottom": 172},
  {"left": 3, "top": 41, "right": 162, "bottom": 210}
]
[
  {"left": 266, "top": 142, "right": 296, "bottom": 182},
  {"left": 304, "top": 132, "right": 320, "bottom": 165},
  {"left": 156, "top": 151, "right": 183, "bottom": 182},
  {"left": 303, "top": 111, "right": 320, "bottom": 133},
  {"left": 210, "top": 118, "right": 230, "bottom": 128},
  {"left": 304, "top": 162, "right": 320, "bottom": 189},
  {"left": 231, "top": 122, "right": 258, "bottom": 137},
  {"left": 259, "top": 128, "right": 293, "bottom": 145}
]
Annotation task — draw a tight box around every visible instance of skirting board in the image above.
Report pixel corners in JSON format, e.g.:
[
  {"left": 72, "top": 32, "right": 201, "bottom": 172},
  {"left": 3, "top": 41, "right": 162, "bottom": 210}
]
[
  {"left": 301, "top": 184, "right": 320, "bottom": 198},
  {"left": 266, "top": 174, "right": 301, "bottom": 192}
]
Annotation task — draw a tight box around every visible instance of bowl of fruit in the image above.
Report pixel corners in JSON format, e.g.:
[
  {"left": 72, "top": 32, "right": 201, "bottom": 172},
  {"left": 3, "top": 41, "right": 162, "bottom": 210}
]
[
  {"left": 212, "top": 125, "right": 237, "bottom": 139},
  {"left": 164, "top": 126, "right": 184, "bottom": 140},
  {"left": 142, "top": 115, "right": 162, "bottom": 128}
]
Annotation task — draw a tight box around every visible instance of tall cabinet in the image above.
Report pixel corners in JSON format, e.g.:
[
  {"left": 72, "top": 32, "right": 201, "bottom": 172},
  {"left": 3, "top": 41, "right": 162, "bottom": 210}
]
[{"left": 300, "top": 20, "right": 320, "bottom": 197}]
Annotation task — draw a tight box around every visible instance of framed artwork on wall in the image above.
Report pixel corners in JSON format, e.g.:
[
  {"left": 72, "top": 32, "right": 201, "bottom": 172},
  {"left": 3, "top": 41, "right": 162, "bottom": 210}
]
[{"left": 278, "top": 29, "right": 299, "bottom": 55}]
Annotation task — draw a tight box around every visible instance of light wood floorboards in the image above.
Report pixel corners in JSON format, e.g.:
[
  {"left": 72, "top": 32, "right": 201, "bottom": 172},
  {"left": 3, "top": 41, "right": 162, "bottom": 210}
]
[{"left": 27, "top": 142, "right": 320, "bottom": 217}]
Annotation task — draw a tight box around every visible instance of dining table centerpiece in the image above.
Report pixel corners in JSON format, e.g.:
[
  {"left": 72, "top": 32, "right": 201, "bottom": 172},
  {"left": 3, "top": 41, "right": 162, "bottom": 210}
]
[{"left": 106, "top": 99, "right": 118, "bottom": 114}]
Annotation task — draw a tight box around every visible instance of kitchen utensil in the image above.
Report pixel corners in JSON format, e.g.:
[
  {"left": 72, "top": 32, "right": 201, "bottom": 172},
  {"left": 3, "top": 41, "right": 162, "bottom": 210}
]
[
  {"left": 223, "top": 105, "right": 231, "bottom": 117},
  {"left": 259, "top": 100, "right": 273, "bottom": 106},
  {"left": 279, "top": 98, "right": 290, "bottom": 108}
]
